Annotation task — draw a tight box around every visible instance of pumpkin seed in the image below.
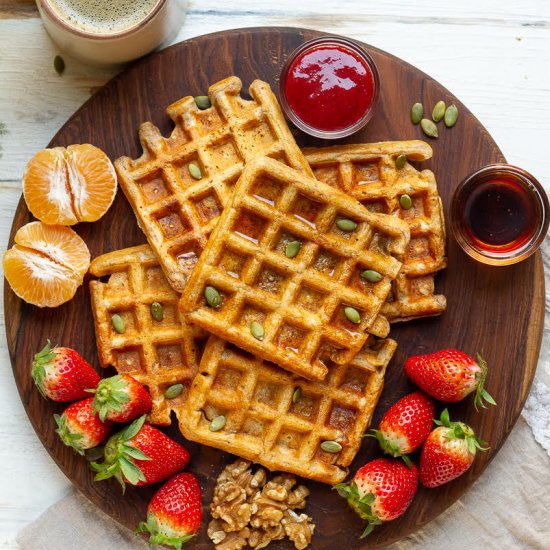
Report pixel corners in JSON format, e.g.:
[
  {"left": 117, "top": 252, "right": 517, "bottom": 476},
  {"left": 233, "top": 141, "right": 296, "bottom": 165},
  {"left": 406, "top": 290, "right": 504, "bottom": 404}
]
[
  {"left": 204, "top": 286, "right": 222, "bottom": 308},
  {"left": 420, "top": 118, "right": 438, "bottom": 138},
  {"left": 411, "top": 102, "right": 424, "bottom": 124},
  {"left": 250, "top": 321, "right": 265, "bottom": 341},
  {"left": 54, "top": 55, "right": 65, "bottom": 75},
  {"left": 336, "top": 219, "right": 358, "bottom": 232},
  {"left": 285, "top": 240, "right": 301, "bottom": 258},
  {"left": 361, "top": 269, "right": 383, "bottom": 283},
  {"left": 321, "top": 440, "right": 342, "bottom": 453},
  {"left": 111, "top": 314, "right": 125, "bottom": 334},
  {"left": 188, "top": 161, "right": 202, "bottom": 180},
  {"left": 432, "top": 100, "right": 446, "bottom": 122},
  {"left": 395, "top": 154, "right": 407, "bottom": 170},
  {"left": 150, "top": 302, "right": 164, "bottom": 321},
  {"left": 344, "top": 306, "right": 361, "bottom": 324},
  {"left": 400, "top": 194, "right": 413, "bottom": 210},
  {"left": 164, "top": 383, "right": 183, "bottom": 399},
  {"left": 194, "top": 95, "right": 211, "bottom": 110},
  {"left": 210, "top": 415, "right": 226, "bottom": 432},
  {"left": 444, "top": 104, "right": 459, "bottom": 128},
  {"left": 292, "top": 387, "right": 301, "bottom": 403}
]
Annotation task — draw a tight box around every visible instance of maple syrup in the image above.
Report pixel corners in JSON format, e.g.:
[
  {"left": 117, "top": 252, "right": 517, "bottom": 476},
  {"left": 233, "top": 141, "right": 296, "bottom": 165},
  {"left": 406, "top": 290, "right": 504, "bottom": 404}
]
[{"left": 451, "top": 165, "right": 549, "bottom": 265}]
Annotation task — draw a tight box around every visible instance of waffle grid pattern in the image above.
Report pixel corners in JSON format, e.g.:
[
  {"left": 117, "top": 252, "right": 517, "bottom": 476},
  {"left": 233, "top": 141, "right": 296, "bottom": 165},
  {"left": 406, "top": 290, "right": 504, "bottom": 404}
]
[
  {"left": 180, "top": 157, "right": 409, "bottom": 381},
  {"left": 304, "top": 140, "right": 447, "bottom": 322},
  {"left": 115, "top": 76, "right": 313, "bottom": 292},
  {"left": 89, "top": 245, "right": 204, "bottom": 425},
  {"left": 179, "top": 335, "right": 396, "bottom": 484}
]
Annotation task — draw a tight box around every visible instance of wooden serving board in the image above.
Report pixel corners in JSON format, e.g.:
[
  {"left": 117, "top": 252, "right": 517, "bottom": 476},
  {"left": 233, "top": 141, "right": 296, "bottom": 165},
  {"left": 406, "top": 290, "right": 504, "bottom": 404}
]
[{"left": 5, "top": 27, "right": 545, "bottom": 548}]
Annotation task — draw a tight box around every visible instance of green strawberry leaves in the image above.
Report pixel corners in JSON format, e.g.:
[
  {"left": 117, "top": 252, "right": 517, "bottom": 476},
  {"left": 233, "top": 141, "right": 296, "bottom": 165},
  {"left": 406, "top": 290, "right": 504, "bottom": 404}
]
[
  {"left": 366, "top": 430, "right": 413, "bottom": 468},
  {"left": 87, "top": 374, "right": 131, "bottom": 421},
  {"left": 136, "top": 512, "right": 195, "bottom": 549},
  {"left": 435, "top": 409, "right": 489, "bottom": 455},
  {"left": 32, "top": 340, "right": 57, "bottom": 397},
  {"left": 473, "top": 354, "right": 497, "bottom": 410},
  {"left": 54, "top": 412, "right": 84, "bottom": 455}
]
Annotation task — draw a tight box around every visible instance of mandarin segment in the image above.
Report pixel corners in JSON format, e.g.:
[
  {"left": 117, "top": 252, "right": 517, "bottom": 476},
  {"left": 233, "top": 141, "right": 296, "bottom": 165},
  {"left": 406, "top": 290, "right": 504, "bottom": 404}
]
[
  {"left": 23, "top": 144, "right": 117, "bottom": 225},
  {"left": 3, "top": 222, "right": 90, "bottom": 307}
]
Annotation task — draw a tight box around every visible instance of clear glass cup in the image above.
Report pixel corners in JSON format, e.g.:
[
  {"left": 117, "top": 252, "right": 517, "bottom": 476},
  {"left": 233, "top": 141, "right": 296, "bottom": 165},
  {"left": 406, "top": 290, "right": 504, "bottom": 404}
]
[
  {"left": 450, "top": 164, "right": 549, "bottom": 265},
  {"left": 279, "top": 37, "right": 380, "bottom": 139}
]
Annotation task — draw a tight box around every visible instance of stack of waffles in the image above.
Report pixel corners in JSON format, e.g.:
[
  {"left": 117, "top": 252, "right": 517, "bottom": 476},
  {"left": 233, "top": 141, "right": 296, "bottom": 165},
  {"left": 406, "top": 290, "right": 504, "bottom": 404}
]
[{"left": 89, "top": 76, "right": 446, "bottom": 485}]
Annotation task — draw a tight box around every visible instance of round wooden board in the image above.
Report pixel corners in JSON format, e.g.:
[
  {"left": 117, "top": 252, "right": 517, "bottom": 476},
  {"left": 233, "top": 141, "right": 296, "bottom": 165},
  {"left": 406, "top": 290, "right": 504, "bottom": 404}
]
[{"left": 5, "top": 27, "right": 545, "bottom": 548}]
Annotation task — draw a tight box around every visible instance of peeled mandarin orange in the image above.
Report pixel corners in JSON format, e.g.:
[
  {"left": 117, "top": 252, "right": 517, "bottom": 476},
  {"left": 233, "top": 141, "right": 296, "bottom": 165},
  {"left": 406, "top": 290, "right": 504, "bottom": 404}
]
[
  {"left": 3, "top": 221, "right": 91, "bottom": 308},
  {"left": 22, "top": 144, "right": 117, "bottom": 225}
]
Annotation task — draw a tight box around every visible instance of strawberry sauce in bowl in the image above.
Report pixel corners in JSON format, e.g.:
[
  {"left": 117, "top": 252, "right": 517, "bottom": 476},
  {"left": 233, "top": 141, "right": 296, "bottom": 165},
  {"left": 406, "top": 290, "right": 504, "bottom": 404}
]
[{"left": 279, "top": 37, "right": 380, "bottom": 139}]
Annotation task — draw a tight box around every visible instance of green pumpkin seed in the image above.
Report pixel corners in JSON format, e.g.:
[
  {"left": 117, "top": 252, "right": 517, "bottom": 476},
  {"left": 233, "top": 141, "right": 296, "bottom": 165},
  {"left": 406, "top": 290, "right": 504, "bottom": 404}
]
[
  {"left": 411, "top": 102, "right": 423, "bottom": 124},
  {"left": 164, "top": 383, "right": 183, "bottom": 399},
  {"left": 188, "top": 161, "right": 202, "bottom": 180},
  {"left": 344, "top": 306, "right": 361, "bottom": 324},
  {"left": 292, "top": 387, "right": 302, "bottom": 403},
  {"left": 210, "top": 415, "right": 226, "bottom": 432},
  {"left": 111, "top": 314, "right": 125, "bottom": 334},
  {"left": 444, "top": 104, "right": 459, "bottom": 128},
  {"left": 395, "top": 154, "right": 407, "bottom": 170},
  {"left": 204, "top": 286, "right": 222, "bottom": 308},
  {"left": 400, "top": 194, "right": 413, "bottom": 210},
  {"left": 321, "top": 440, "right": 342, "bottom": 453},
  {"left": 194, "top": 95, "right": 211, "bottom": 110},
  {"left": 285, "top": 240, "right": 301, "bottom": 258},
  {"left": 432, "top": 100, "right": 446, "bottom": 122},
  {"left": 250, "top": 321, "right": 265, "bottom": 341},
  {"left": 150, "top": 302, "right": 164, "bottom": 321},
  {"left": 361, "top": 269, "right": 383, "bottom": 283},
  {"left": 420, "top": 118, "right": 438, "bottom": 138},
  {"left": 54, "top": 55, "right": 65, "bottom": 75},
  {"left": 336, "top": 219, "right": 358, "bottom": 232}
]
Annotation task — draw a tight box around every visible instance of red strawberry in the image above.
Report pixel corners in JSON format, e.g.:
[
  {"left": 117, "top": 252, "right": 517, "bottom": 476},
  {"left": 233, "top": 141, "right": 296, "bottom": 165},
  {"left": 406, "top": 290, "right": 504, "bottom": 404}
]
[
  {"left": 370, "top": 391, "right": 435, "bottom": 466},
  {"left": 420, "top": 409, "right": 488, "bottom": 488},
  {"left": 87, "top": 374, "right": 152, "bottom": 422},
  {"left": 54, "top": 397, "right": 112, "bottom": 455},
  {"left": 336, "top": 458, "right": 418, "bottom": 537},
  {"left": 404, "top": 349, "right": 496, "bottom": 409},
  {"left": 136, "top": 473, "right": 202, "bottom": 549},
  {"left": 91, "top": 415, "right": 190, "bottom": 491},
  {"left": 32, "top": 340, "right": 100, "bottom": 401}
]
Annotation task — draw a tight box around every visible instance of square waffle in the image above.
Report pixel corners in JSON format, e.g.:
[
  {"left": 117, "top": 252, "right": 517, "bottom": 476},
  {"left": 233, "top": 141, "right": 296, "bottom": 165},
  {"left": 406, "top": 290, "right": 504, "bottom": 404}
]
[
  {"left": 179, "top": 156, "right": 410, "bottom": 381},
  {"left": 89, "top": 244, "right": 204, "bottom": 425},
  {"left": 115, "top": 76, "right": 314, "bottom": 293},
  {"left": 304, "top": 140, "right": 447, "bottom": 322},
  {"left": 178, "top": 335, "right": 397, "bottom": 485}
]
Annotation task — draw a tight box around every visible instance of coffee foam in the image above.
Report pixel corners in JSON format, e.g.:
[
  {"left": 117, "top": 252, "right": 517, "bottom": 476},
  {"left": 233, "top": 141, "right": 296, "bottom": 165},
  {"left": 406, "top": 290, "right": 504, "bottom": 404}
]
[{"left": 47, "top": 0, "right": 160, "bottom": 34}]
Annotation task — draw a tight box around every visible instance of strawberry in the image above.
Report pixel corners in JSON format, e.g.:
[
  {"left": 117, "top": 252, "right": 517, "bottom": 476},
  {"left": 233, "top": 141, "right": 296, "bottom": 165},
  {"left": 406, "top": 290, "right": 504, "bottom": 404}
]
[
  {"left": 87, "top": 374, "right": 152, "bottom": 422},
  {"left": 54, "top": 397, "right": 112, "bottom": 455},
  {"left": 369, "top": 391, "right": 435, "bottom": 466},
  {"left": 136, "top": 472, "right": 202, "bottom": 549},
  {"left": 91, "top": 415, "right": 190, "bottom": 491},
  {"left": 335, "top": 458, "right": 418, "bottom": 537},
  {"left": 404, "top": 349, "right": 496, "bottom": 409},
  {"left": 420, "top": 409, "right": 488, "bottom": 488},
  {"left": 32, "top": 340, "right": 100, "bottom": 401}
]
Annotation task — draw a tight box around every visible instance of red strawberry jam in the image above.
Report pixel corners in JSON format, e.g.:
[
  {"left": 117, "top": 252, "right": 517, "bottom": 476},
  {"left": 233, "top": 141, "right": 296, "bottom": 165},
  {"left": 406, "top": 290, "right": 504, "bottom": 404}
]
[{"left": 280, "top": 37, "right": 380, "bottom": 138}]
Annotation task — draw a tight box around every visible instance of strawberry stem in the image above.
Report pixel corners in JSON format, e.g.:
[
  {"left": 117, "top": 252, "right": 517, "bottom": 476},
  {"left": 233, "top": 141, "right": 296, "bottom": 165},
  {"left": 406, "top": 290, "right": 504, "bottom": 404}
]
[{"left": 474, "top": 354, "right": 497, "bottom": 410}]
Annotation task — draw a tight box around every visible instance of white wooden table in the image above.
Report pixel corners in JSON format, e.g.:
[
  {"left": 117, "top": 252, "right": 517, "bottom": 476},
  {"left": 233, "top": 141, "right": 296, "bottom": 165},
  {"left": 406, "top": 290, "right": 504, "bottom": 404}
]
[{"left": 1, "top": 1, "right": 549, "bottom": 548}]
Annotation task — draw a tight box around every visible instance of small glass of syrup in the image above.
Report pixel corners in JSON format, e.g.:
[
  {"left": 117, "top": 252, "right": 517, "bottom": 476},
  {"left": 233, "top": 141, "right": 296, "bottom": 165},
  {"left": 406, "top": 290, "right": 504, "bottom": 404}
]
[
  {"left": 451, "top": 164, "right": 549, "bottom": 265},
  {"left": 279, "top": 37, "right": 380, "bottom": 139}
]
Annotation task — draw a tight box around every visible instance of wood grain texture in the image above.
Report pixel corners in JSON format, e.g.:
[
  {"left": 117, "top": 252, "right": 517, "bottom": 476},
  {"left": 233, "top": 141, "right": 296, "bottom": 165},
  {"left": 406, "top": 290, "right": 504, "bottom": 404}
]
[{"left": 4, "top": 27, "right": 545, "bottom": 548}]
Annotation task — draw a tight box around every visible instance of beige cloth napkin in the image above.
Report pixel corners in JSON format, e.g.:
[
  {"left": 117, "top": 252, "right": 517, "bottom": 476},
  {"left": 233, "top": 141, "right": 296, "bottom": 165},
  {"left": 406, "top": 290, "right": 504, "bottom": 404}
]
[{"left": 16, "top": 417, "right": 550, "bottom": 550}]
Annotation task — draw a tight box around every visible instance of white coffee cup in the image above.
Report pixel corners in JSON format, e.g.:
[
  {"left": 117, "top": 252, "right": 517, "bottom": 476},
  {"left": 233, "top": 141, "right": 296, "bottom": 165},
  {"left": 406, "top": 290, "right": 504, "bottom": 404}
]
[{"left": 36, "top": 0, "right": 187, "bottom": 67}]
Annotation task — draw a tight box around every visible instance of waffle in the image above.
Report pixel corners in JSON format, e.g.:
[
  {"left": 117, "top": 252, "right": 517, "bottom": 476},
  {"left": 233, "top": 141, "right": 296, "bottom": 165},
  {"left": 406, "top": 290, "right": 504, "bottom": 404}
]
[
  {"left": 89, "top": 244, "right": 204, "bottom": 425},
  {"left": 178, "top": 335, "right": 396, "bottom": 485},
  {"left": 304, "top": 140, "right": 447, "bottom": 322},
  {"left": 115, "top": 76, "right": 314, "bottom": 293},
  {"left": 179, "top": 156, "right": 409, "bottom": 381}
]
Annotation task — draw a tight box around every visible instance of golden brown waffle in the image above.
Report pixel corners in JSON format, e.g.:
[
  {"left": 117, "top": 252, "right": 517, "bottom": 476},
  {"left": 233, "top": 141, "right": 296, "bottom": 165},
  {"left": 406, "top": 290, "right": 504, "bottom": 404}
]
[
  {"left": 179, "top": 156, "right": 409, "bottom": 381},
  {"left": 89, "top": 244, "right": 204, "bottom": 425},
  {"left": 178, "top": 335, "right": 396, "bottom": 485},
  {"left": 115, "top": 76, "right": 314, "bottom": 293},
  {"left": 304, "top": 140, "right": 447, "bottom": 322}
]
